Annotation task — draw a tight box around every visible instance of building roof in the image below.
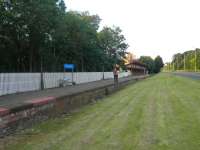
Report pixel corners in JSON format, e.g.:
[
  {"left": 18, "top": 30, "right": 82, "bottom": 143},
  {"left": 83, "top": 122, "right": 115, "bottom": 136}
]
[{"left": 126, "top": 60, "right": 146, "bottom": 67}]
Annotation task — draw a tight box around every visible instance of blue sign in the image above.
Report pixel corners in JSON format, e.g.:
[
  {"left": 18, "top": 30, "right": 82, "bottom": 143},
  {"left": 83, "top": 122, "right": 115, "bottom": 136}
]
[{"left": 64, "top": 64, "right": 74, "bottom": 70}]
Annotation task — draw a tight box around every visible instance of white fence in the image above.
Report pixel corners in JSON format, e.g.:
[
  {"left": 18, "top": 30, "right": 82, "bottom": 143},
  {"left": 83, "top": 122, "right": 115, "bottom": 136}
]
[{"left": 0, "top": 72, "right": 131, "bottom": 96}]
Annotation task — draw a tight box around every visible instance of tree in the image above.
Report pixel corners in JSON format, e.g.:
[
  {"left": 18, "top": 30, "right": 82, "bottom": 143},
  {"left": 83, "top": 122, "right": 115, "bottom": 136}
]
[
  {"left": 0, "top": 1, "right": 128, "bottom": 72},
  {"left": 62, "top": 11, "right": 102, "bottom": 71},
  {"left": 98, "top": 26, "right": 129, "bottom": 70},
  {"left": 139, "top": 56, "right": 154, "bottom": 73},
  {"left": 0, "top": 0, "right": 63, "bottom": 72},
  {"left": 58, "top": 0, "right": 66, "bottom": 12},
  {"left": 154, "top": 56, "right": 164, "bottom": 73},
  {"left": 170, "top": 49, "right": 200, "bottom": 71}
]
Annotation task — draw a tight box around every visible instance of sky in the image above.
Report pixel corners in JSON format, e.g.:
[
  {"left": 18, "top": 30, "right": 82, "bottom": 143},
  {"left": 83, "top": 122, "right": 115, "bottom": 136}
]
[{"left": 66, "top": 0, "right": 200, "bottom": 63}]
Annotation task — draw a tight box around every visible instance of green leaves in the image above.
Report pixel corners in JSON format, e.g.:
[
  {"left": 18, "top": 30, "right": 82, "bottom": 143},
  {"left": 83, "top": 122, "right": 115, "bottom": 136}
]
[
  {"left": 154, "top": 56, "right": 164, "bottom": 73},
  {"left": 139, "top": 55, "right": 164, "bottom": 73},
  {"left": 98, "top": 26, "right": 129, "bottom": 70},
  {"left": 139, "top": 56, "right": 155, "bottom": 73},
  {"left": 0, "top": 1, "right": 128, "bottom": 72},
  {"left": 166, "top": 49, "right": 200, "bottom": 71}
]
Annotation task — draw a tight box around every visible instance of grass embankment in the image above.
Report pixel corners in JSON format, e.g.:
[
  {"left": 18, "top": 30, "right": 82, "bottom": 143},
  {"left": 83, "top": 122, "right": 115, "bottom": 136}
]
[{"left": 2, "top": 73, "right": 200, "bottom": 150}]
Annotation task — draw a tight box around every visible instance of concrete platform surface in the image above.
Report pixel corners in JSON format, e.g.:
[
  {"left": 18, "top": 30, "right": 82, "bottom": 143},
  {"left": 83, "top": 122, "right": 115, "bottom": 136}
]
[{"left": 0, "top": 75, "right": 147, "bottom": 109}]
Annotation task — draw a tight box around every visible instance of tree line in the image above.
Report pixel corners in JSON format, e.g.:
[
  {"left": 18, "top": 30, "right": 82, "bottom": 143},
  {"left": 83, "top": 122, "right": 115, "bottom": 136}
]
[
  {"left": 164, "top": 48, "right": 200, "bottom": 71},
  {"left": 139, "top": 55, "right": 164, "bottom": 73},
  {"left": 0, "top": 0, "right": 128, "bottom": 72}
]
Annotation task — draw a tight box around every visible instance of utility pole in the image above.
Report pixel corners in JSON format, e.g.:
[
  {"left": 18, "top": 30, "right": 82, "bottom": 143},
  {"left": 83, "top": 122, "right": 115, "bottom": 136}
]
[
  {"left": 40, "top": 56, "right": 44, "bottom": 90},
  {"left": 195, "top": 49, "right": 197, "bottom": 72},
  {"left": 171, "top": 62, "right": 173, "bottom": 71},
  {"left": 168, "top": 63, "right": 170, "bottom": 71},
  {"left": 177, "top": 56, "right": 179, "bottom": 71},
  {"left": 102, "top": 65, "right": 104, "bottom": 80},
  {"left": 170, "top": 62, "right": 172, "bottom": 71},
  {"left": 184, "top": 53, "right": 186, "bottom": 71}
]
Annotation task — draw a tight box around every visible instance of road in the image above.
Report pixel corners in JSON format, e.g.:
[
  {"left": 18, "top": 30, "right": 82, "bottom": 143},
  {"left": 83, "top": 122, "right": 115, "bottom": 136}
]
[
  {"left": 2, "top": 73, "right": 200, "bottom": 150},
  {"left": 173, "top": 71, "right": 200, "bottom": 80}
]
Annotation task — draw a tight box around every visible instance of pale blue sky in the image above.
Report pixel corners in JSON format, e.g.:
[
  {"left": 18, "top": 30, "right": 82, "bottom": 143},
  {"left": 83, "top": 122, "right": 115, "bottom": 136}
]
[{"left": 66, "top": 0, "right": 200, "bottom": 62}]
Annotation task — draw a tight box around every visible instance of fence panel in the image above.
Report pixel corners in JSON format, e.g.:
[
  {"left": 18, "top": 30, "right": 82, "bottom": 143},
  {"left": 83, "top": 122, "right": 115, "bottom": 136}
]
[
  {"left": 0, "top": 73, "right": 40, "bottom": 96},
  {"left": 104, "top": 72, "right": 113, "bottom": 79}
]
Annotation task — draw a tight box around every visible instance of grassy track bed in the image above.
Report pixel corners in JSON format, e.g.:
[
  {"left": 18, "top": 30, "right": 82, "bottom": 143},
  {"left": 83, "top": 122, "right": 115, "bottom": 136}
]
[{"left": 2, "top": 73, "right": 200, "bottom": 150}]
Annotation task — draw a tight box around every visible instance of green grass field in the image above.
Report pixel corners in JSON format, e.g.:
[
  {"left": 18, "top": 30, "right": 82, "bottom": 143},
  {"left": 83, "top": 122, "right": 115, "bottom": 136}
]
[{"left": 2, "top": 73, "right": 200, "bottom": 150}]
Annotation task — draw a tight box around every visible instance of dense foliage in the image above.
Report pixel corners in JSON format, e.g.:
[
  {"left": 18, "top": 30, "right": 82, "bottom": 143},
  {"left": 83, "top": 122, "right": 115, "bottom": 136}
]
[
  {"left": 139, "top": 56, "right": 154, "bottom": 73},
  {"left": 0, "top": 0, "right": 128, "bottom": 72},
  {"left": 139, "top": 55, "right": 164, "bottom": 73},
  {"left": 165, "top": 48, "right": 200, "bottom": 71},
  {"left": 154, "top": 56, "right": 164, "bottom": 73}
]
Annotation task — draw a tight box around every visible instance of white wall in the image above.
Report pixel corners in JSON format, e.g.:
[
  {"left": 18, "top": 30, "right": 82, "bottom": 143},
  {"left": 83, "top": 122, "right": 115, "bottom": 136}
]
[{"left": 0, "top": 71, "right": 131, "bottom": 96}]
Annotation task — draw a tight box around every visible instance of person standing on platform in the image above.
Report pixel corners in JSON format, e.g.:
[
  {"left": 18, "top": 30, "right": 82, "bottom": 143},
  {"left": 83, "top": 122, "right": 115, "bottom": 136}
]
[{"left": 113, "top": 64, "right": 119, "bottom": 87}]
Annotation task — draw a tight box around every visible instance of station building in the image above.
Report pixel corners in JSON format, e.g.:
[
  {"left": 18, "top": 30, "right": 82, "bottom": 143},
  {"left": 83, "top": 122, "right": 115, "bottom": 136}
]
[{"left": 126, "top": 60, "right": 147, "bottom": 75}]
